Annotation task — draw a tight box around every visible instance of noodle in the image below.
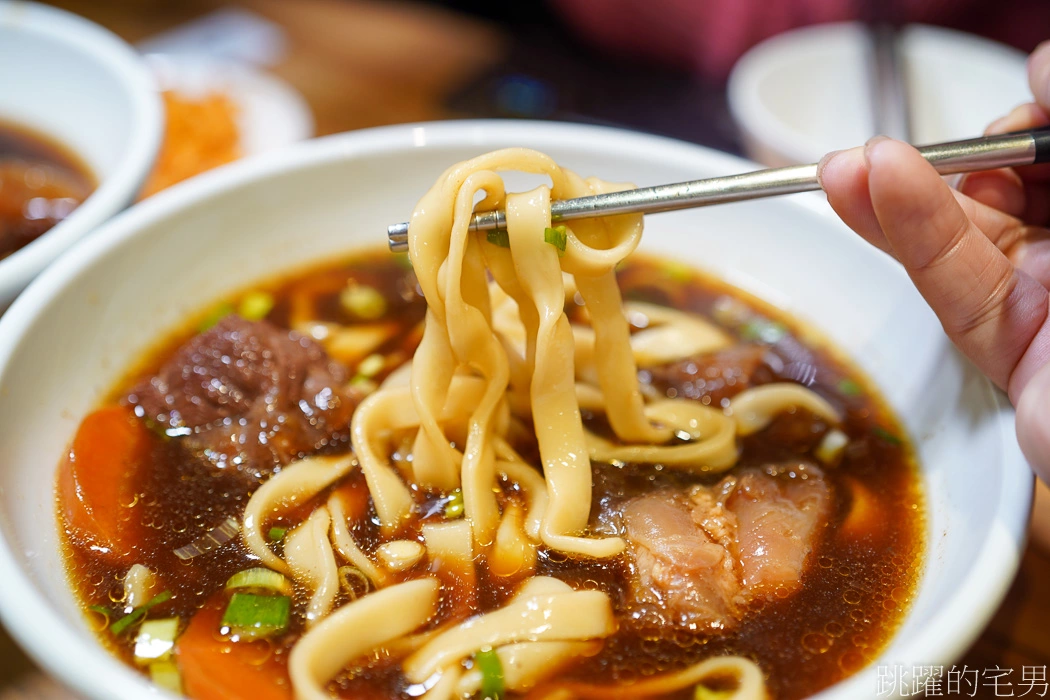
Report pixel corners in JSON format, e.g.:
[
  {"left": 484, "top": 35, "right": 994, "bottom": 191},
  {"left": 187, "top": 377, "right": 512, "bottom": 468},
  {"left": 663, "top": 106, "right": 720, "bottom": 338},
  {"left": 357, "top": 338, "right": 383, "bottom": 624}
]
[{"left": 240, "top": 148, "right": 846, "bottom": 698}]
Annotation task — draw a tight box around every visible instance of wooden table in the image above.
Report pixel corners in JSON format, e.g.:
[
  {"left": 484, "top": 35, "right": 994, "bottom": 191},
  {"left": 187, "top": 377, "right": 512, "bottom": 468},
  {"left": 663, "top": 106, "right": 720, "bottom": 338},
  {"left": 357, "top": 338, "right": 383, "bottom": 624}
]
[{"left": 3, "top": 1, "right": 1048, "bottom": 697}]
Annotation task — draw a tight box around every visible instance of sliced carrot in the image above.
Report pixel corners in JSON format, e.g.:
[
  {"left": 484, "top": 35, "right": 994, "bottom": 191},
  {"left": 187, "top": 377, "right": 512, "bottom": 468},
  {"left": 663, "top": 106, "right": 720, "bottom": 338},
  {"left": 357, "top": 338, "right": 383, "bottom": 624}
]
[
  {"left": 56, "top": 405, "right": 151, "bottom": 561},
  {"left": 841, "top": 476, "right": 883, "bottom": 541},
  {"left": 177, "top": 595, "right": 293, "bottom": 700}
]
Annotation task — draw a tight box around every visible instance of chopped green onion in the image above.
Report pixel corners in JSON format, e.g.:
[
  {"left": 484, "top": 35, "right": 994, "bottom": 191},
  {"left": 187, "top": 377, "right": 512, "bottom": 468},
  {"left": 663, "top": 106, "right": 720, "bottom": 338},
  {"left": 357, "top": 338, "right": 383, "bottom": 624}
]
[
  {"left": 238, "top": 291, "right": 275, "bottom": 321},
  {"left": 663, "top": 260, "right": 691, "bottom": 282},
  {"left": 225, "top": 567, "right": 294, "bottom": 596},
  {"left": 815, "top": 429, "right": 850, "bottom": 466},
  {"left": 340, "top": 284, "right": 387, "bottom": 320},
  {"left": 111, "top": 590, "right": 172, "bottom": 635},
  {"left": 268, "top": 526, "right": 287, "bottom": 542},
  {"left": 221, "top": 593, "right": 291, "bottom": 640},
  {"left": 349, "top": 376, "right": 378, "bottom": 395},
  {"left": 872, "top": 427, "right": 903, "bottom": 446},
  {"left": 87, "top": 604, "right": 111, "bottom": 617},
  {"left": 711, "top": 296, "right": 751, "bottom": 328},
  {"left": 444, "top": 488, "right": 464, "bottom": 519},
  {"left": 837, "top": 378, "right": 863, "bottom": 397},
  {"left": 150, "top": 660, "right": 183, "bottom": 695},
  {"left": 694, "top": 686, "right": 734, "bottom": 700},
  {"left": 356, "top": 353, "right": 385, "bottom": 378},
  {"left": 141, "top": 415, "right": 172, "bottom": 442},
  {"left": 543, "top": 225, "right": 567, "bottom": 255},
  {"left": 486, "top": 229, "right": 510, "bottom": 248},
  {"left": 739, "top": 318, "right": 788, "bottom": 344},
  {"left": 134, "top": 617, "right": 179, "bottom": 665},
  {"left": 338, "top": 566, "right": 371, "bottom": 601},
  {"left": 198, "top": 302, "right": 234, "bottom": 333},
  {"left": 475, "top": 648, "right": 505, "bottom": 700}
]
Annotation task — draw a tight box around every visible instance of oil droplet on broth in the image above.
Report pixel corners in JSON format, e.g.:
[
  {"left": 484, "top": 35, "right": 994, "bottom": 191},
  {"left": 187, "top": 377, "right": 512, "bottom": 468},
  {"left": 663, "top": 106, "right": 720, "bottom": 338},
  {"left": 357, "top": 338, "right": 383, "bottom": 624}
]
[
  {"left": 839, "top": 650, "right": 866, "bottom": 674},
  {"left": 801, "top": 632, "right": 832, "bottom": 654}
]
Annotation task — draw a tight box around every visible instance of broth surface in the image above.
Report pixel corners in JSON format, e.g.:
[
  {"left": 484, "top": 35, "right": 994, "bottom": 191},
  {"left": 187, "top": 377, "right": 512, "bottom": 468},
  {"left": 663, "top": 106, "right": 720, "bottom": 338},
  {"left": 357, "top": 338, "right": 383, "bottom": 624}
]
[
  {"left": 0, "top": 120, "right": 95, "bottom": 260},
  {"left": 59, "top": 250, "right": 924, "bottom": 700}
]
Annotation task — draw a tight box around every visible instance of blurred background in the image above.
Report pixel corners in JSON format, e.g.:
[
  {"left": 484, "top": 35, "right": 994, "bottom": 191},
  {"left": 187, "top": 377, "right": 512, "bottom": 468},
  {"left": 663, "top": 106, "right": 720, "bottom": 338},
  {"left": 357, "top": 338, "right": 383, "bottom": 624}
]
[{"left": 1, "top": 0, "right": 1048, "bottom": 696}]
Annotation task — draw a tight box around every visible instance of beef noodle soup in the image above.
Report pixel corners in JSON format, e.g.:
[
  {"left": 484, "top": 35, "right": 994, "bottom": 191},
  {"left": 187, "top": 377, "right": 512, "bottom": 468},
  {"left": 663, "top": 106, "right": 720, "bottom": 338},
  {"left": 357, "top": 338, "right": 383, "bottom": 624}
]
[
  {"left": 0, "top": 120, "right": 94, "bottom": 260},
  {"left": 57, "top": 151, "right": 924, "bottom": 700}
]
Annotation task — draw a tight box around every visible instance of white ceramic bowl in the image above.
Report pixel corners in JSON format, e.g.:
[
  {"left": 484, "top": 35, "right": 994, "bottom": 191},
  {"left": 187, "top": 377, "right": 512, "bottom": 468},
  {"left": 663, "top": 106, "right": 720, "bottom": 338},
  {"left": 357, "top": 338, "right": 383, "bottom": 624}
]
[
  {"left": 0, "top": 1, "right": 162, "bottom": 309},
  {"left": 728, "top": 23, "right": 1031, "bottom": 167},
  {"left": 0, "top": 121, "right": 1031, "bottom": 699}
]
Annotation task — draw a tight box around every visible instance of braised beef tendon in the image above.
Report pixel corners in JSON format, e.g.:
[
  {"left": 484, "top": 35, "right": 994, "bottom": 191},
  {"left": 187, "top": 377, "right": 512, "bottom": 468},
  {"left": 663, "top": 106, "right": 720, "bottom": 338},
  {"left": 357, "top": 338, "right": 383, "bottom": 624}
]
[
  {"left": 126, "top": 316, "right": 359, "bottom": 481},
  {"left": 615, "top": 462, "right": 830, "bottom": 633}
]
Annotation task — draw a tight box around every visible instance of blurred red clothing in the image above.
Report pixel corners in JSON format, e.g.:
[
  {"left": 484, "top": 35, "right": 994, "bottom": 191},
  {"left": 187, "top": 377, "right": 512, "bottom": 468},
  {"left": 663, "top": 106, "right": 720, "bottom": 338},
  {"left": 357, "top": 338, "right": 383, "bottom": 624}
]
[{"left": 553, "top": 0, "right": 1050, "bottom": 80}]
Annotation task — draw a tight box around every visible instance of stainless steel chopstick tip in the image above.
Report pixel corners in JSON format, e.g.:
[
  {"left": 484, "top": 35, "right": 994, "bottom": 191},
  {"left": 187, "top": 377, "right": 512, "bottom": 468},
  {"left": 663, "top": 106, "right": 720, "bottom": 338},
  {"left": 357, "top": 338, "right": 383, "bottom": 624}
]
[{"left": 385, "top": 127, "right": 1050, "bottom": 252}]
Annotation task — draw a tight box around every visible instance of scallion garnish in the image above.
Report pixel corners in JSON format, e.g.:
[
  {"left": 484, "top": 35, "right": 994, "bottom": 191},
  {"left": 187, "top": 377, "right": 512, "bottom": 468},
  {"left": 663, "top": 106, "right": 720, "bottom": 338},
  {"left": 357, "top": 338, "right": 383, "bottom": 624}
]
[
  {"left": 872, "top": 427, "right": 903, "bottom": 446},
  {"left": 238, "top": 291, "right": 275, "bottom": 321},
  {"left": 475, "top": 648, "right": 505, "bottom": 700},
  {"left": 486, "top": 229, "right": 510, "bottom": 248},
  {"left": 739, "top": 318, "right": 788, "bottom": 344},
  {"left": 225, "top": 567, "right": 293, "bottom": 596},
  {"left": 150, "top": 660, "right": 183, "bottom": 695},
  {"left": 133, "top": 617, "right": 179, "bottom": 665},
  {"left": 110, "top": 590, "right": 172, "bottom": 635},
  {"left": 543, "top": 225, "right": 567, "bottom": 255},
  {"left": 221, "top": 592, "right": 291, "bottom": 640},
  {"left": 356, "top": 353, "right": 385, "bottom": 378},
  {"left": 87, "top": 604, "right": 111, "bottom": 617},
  {"left": 444, "top": 488, "right": 465, "bottom": 519},
  {"left": 268, "top": 526, "right": 287, "bottom": 542},
  {"left": 663, "top": 261, "right": 691, "bottom": 282},
  {"left": 837, "top": 378, "right": 863, "bottom": 397},
  {"left": 338, "top": 566, "right": 371, "bottom": 600},
  {"left": 198, "top": 302, "right": 234, "bottom": 333},
  {"left": 340, "top": 283, "right": 387, "bottom": 320}
]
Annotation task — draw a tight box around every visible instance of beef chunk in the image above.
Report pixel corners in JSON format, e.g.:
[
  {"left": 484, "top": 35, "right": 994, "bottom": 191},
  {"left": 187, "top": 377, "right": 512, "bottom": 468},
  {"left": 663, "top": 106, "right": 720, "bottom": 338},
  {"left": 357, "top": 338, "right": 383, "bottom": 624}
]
[
  {"left": 128, "top": 316, "right": 359, "bottom": 481},
  {"left": 617, "top": 461, "right": 829, "bottom": 632},
  {"left": 644, "top": 345, "right": 776, "bottom": 406}
]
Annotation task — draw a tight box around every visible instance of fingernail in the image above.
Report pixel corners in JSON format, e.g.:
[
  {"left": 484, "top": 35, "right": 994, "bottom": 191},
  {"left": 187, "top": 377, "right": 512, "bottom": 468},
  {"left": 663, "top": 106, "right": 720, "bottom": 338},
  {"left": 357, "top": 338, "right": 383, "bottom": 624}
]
[
  {"left": 815, "top": 149, "right": 842, "bottom": 188},
  {"left": 863, "top": 135, "right": 891, "bottom": 167},
  {"left": 985, "top": 115, "right": 1010, "bottom": 136}
]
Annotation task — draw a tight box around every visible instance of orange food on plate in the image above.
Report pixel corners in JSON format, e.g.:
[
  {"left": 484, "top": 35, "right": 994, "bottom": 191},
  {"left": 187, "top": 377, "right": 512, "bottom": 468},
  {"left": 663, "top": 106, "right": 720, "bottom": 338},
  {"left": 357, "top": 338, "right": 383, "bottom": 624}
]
[{"left": 140, "top": 90, "right": 240, "bottom": 198}]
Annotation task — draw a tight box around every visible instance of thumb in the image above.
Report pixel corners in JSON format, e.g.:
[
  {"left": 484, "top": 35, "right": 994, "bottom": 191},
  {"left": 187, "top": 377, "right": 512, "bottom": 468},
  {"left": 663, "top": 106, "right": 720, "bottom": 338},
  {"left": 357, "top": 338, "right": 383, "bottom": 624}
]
[{"left": 1029, "top": 40, "right": 1050, "bottom": 113}]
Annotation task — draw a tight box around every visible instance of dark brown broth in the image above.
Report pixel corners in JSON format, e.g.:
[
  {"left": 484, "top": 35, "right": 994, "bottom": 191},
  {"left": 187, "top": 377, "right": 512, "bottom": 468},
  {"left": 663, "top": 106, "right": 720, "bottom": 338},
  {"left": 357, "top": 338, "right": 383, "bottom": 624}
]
[
  {"left": 0, "top": 120, "right": 95, "bottom": 260},
  {"left": 60, "top": 250, "right": 924, "bottom": 700}
]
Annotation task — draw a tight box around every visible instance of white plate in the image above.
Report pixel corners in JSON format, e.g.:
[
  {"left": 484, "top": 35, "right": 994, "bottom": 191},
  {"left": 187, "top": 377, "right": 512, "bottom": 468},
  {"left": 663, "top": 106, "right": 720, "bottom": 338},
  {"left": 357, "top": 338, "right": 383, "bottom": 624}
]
[{"left": 146, "top": 53, "right": 314, "bottom": 155}]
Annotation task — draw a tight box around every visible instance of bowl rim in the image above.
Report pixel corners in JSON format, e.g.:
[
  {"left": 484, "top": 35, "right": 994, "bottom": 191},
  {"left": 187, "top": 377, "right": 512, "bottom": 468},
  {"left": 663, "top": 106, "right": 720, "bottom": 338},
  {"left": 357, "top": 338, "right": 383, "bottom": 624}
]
[
  {"left": 0, "top": 0, "right": 163, "bottom": 303},
  {"left": 727, "top": 21, "right": 1029, "bottom": 166},
  {"left": 0, "top": 119, "right": 1033, "bottom": 699}
]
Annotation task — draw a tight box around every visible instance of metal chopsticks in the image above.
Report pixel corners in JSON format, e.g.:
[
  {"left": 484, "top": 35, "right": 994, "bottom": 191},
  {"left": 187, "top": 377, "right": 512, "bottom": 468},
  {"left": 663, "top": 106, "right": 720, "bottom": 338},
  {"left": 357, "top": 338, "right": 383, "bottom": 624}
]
[{"left": 387, "top": 127, "right": 1050, "bottom": 252}]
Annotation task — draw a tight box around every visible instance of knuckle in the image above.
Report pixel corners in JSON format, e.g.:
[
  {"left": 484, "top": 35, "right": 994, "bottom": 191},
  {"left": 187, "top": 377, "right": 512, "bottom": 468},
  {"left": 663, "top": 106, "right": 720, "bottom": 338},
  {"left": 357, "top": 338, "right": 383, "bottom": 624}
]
[{"left": 911, "top": 204, "right": 970, "bottom": 272}]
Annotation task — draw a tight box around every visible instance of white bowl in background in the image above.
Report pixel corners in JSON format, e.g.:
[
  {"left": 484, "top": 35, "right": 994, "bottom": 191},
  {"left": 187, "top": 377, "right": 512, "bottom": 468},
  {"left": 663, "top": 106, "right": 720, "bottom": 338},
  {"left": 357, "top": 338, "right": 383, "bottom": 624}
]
[
  {"left": 728, "top": 23, "right": 1031, "bottom": 167},
  {"left": 0, "top": 121, "right": 1031, "bottom": 699},
  {"left": 0, "top": 1, "right": 162, "bottom": 309}
]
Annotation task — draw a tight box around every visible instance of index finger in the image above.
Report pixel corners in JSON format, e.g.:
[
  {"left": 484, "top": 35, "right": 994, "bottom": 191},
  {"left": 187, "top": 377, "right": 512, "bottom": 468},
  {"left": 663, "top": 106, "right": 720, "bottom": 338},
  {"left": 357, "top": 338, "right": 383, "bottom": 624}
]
[{"left": 865, "top": 138, "right": 1050, "bottom": 401}]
